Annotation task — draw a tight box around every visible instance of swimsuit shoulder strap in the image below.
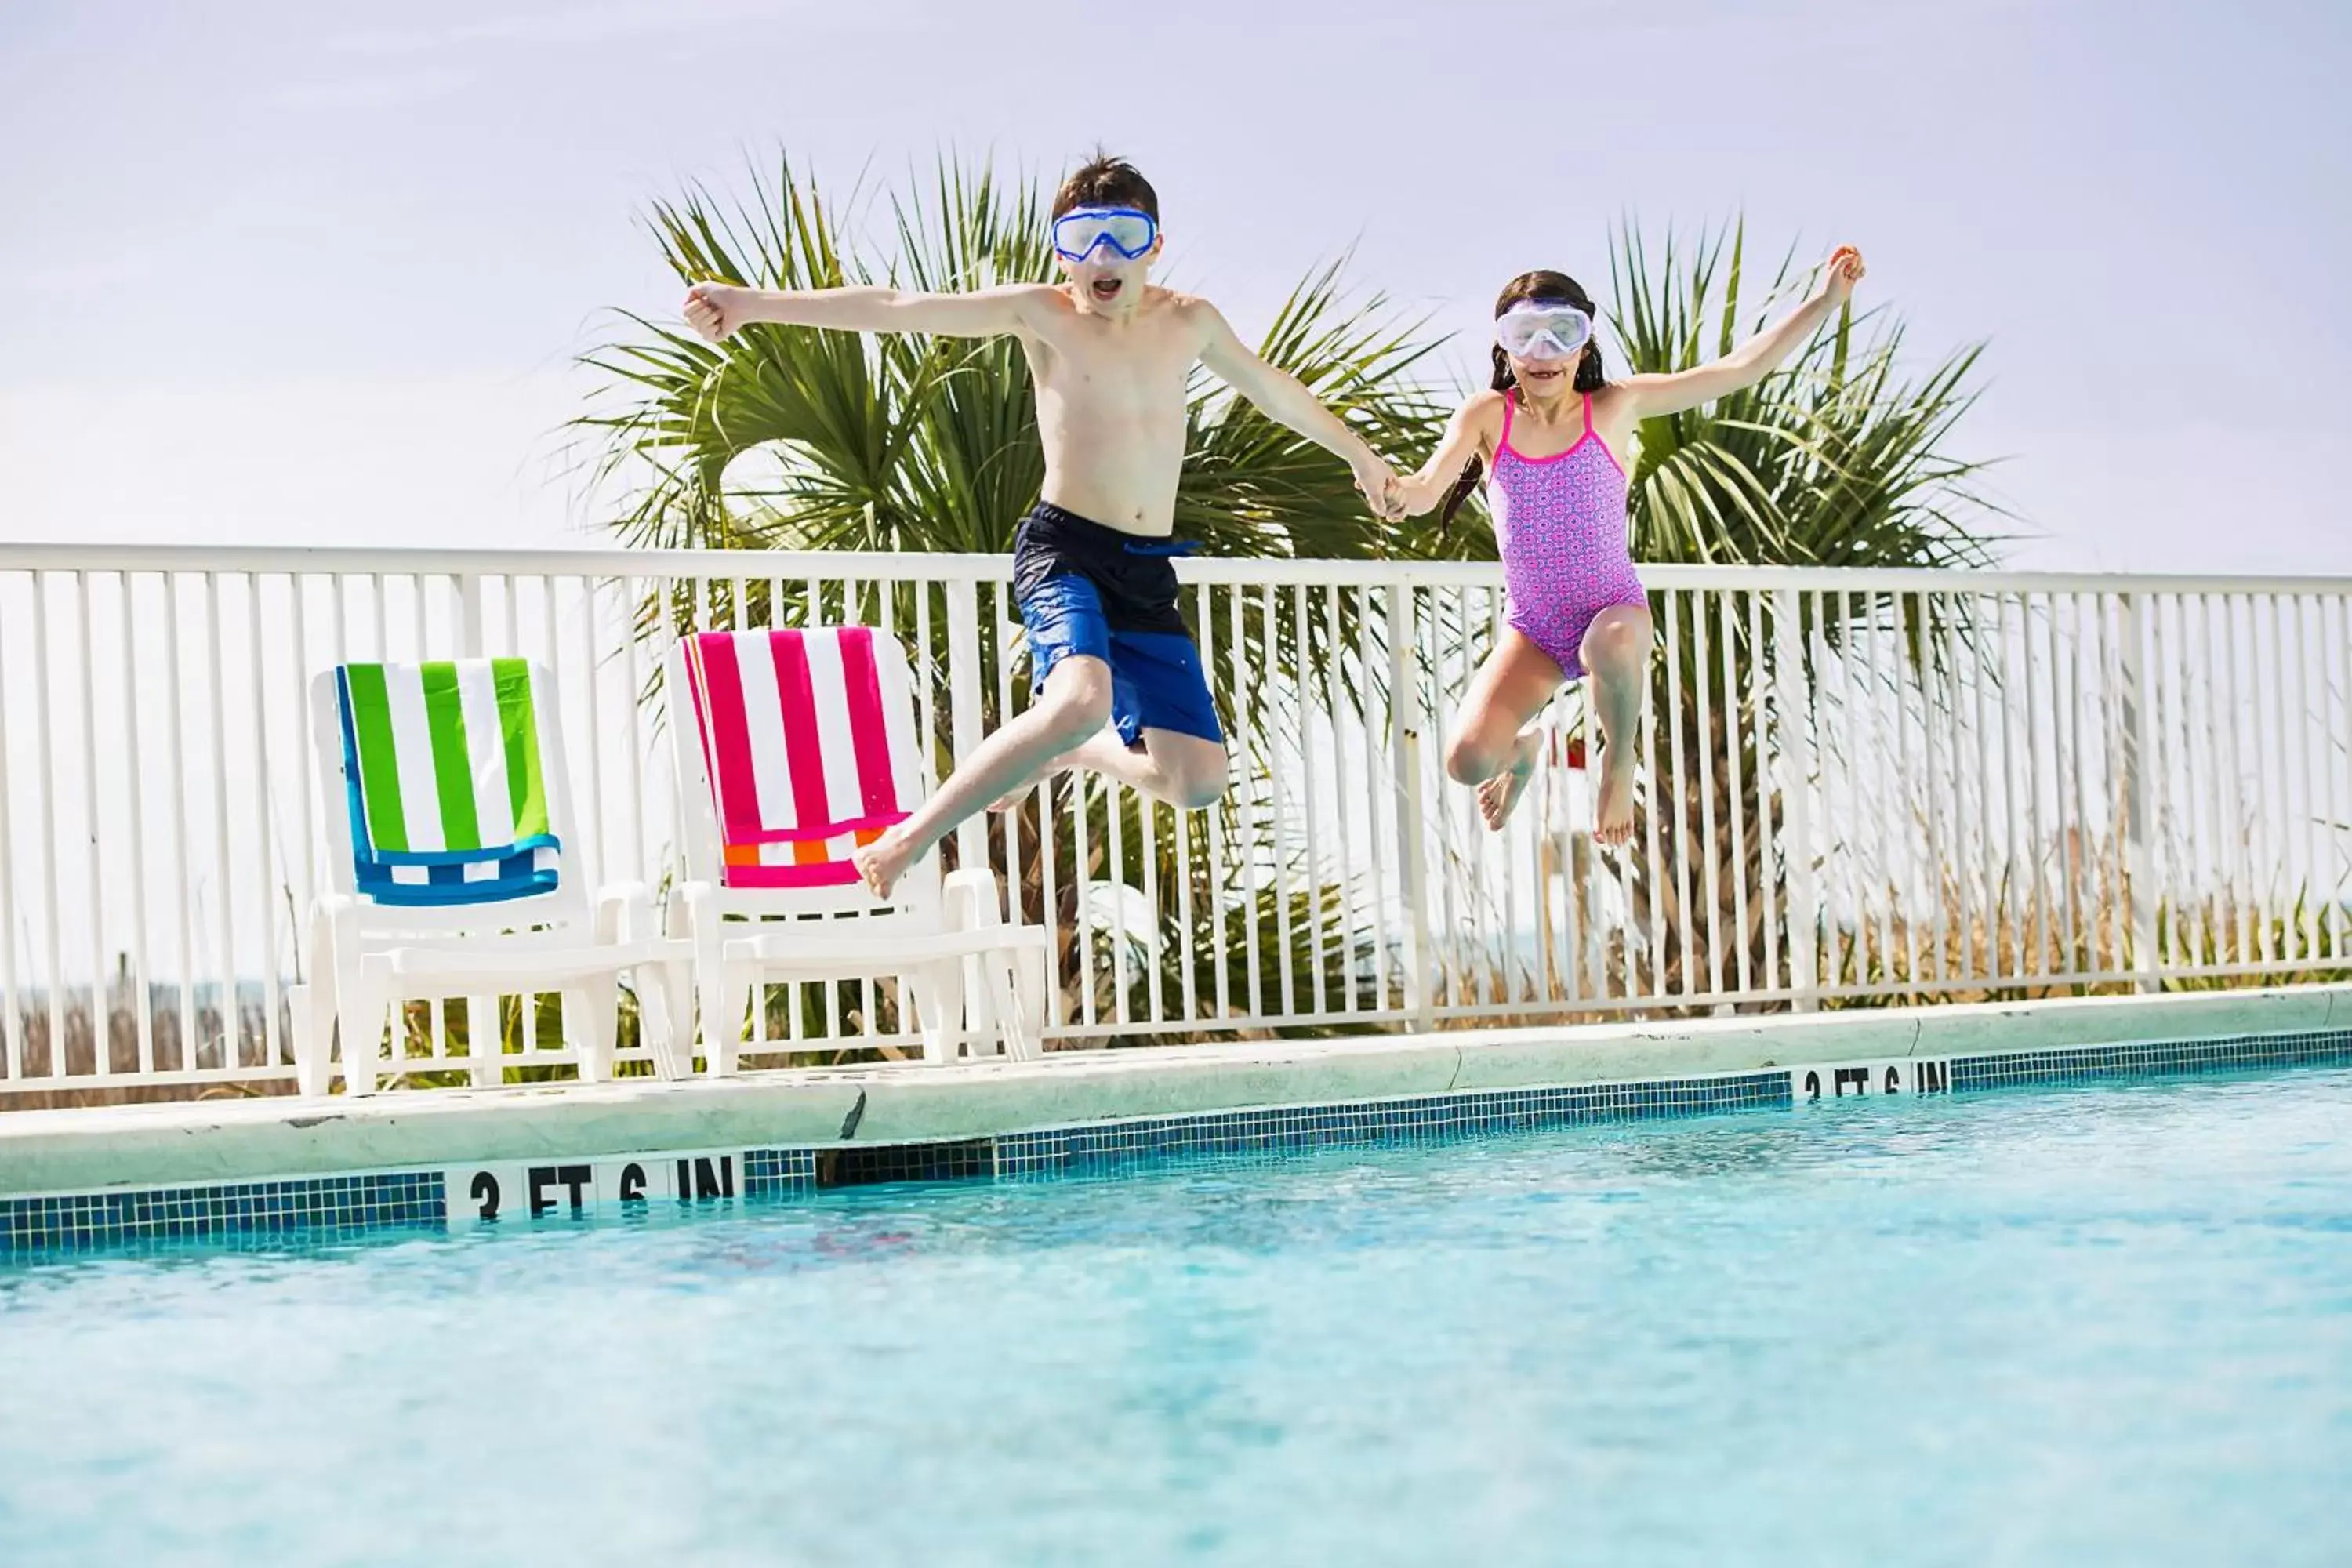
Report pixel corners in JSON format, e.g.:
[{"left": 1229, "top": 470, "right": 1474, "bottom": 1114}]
[
  {"left": 1498, "top": 388, "right": 1517, "bottom": 454},
  {"left": 1582, "top": 389, "right": 1625, "bottom": 466}
]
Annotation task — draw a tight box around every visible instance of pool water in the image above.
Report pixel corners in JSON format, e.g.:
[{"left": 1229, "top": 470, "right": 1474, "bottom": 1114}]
[{"left": 4, "top": 1069, "right": 2350, "bottom": 1566}]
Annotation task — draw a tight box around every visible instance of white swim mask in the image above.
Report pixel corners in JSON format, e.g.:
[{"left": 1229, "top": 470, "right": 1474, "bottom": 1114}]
[{"left": 1494, "top": 302, "right": 1595, "bottom": 361}]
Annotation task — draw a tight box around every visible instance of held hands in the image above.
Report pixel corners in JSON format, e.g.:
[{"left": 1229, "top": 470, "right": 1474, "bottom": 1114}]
[
  {"left": 1353, "top": 455, "right": 1407, "bottom": 522},
  {"left": 1816, "top": 245, "right": 1867, "bottom": 306},
  {"left": 1374, "top": 472, "right": 1411, "bottom": 521},
  {"left": 682, "top": 282, "right": 751, "bottom": 343},
  {"left": 1371, "top": 470, "right": 1437, "bottom": 521}
]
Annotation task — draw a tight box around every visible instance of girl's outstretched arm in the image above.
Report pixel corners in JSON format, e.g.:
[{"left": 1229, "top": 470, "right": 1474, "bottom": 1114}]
[
  {"left": 1613, "top": 246, "right": 1866, "bottom": 420},
  {"left": 1392, "top": 390, "right": 1504, "bottom": 517}
]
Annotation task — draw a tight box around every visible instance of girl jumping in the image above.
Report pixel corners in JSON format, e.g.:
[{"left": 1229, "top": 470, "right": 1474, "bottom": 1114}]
[{"left": 1390, "top": 247, "right": 1867, "bottom": 846}]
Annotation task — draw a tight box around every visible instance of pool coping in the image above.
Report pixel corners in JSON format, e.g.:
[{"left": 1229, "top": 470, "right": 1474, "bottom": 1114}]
[{"left": 5, "top": 983, "right": 2345, "bottom": 1201}]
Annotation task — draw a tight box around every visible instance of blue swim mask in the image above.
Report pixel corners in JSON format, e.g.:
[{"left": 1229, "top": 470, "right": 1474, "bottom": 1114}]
[
  {"left": 1495, "top": 302, "right": 1595, "bottom": 361},
  {"left": 1051, "top": 206, "right": 1157, "bottom": 263}
]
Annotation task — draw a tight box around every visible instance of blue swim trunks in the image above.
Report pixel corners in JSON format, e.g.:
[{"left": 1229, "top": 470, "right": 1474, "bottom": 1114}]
[{"left": 1012, "top": 501, "right": 1225, "bottom": 747}]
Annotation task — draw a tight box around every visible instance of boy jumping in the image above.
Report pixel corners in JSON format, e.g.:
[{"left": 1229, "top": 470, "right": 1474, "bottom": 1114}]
[{"left": 683, "top": 153, "right": 1402, "bottom": 898}]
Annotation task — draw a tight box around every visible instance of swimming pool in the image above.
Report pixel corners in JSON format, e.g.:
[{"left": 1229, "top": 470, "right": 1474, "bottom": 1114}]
[{"left": 3, "top": 1063, "right": 2347, "bottom": 1566}]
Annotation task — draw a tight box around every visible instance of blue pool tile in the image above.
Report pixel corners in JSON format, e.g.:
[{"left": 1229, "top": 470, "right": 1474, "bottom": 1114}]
[
  {"left": 0, "top": 1171, "right": 447, "bottom": 1256},
  {"left": 742, "top": 1148, "right": 819, "bottom": 1198},
  {"left": 1949, "top": 1028, "right": 2352, "bottom": 1094},
  {"left": 991, "top": 1067, "right": 1795, "bottom": 1182}
]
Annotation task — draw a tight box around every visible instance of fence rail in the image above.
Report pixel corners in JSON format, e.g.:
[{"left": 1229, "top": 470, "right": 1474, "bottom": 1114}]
[{"left": 4, "top": 545, "right": 2348, "bottom": 1102}]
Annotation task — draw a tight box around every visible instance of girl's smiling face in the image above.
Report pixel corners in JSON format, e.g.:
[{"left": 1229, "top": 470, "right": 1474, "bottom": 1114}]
[{"left": 1507, "top": 345, "right": 1575, "bottom": 394}]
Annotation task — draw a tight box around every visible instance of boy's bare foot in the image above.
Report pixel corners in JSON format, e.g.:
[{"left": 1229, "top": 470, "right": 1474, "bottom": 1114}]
[
  {"left": 851, "top": 828, "right": 918, "bottom": 900},
  {"left": 1593, "top": 753, "right": 1637, "bottom": 848},
  {"left": 1477, "top": 741, "right": 1538, "bottom": 832}
]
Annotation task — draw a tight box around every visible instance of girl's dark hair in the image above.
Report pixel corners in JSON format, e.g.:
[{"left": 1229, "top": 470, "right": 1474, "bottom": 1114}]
[{"left": 1439, "top": 270, "right": 1609, "bottom": 532}]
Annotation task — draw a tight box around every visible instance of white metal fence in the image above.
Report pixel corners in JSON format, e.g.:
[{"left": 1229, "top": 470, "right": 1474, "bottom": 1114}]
[{"left": 2, "top": 544, "right": 2347, "bottom": 1101}]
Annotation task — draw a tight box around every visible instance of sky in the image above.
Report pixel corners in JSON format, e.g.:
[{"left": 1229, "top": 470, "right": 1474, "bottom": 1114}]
[{"left": 2, "top": 0, "right": 2348, "bottom": 573}]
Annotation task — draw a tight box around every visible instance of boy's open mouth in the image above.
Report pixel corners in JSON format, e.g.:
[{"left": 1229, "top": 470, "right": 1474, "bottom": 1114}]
[{"left": 1089, "top": 277, "right": 1123, "bottom": 303}]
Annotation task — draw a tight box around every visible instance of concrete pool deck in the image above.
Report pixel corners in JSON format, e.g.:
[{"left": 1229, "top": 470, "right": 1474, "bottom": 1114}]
[{"left": 5, "top": 983, "right": 2346, "bottom": 1200}]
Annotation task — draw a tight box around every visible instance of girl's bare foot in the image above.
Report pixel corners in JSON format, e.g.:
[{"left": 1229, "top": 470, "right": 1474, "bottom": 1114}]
[
  {"left": 1593, "top": 753, "right": 1637, "bottom": 848},
  {"left": 1476, "top": 735, "right": 1540, "bottom": 831},
  {"left": 851, "top": 827, "right": 919, "bottom": 900}
]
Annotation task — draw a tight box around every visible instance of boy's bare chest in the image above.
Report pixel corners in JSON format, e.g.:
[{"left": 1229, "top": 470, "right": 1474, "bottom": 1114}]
[{"left": 1031, "top": 325, "right": 1196, "bottom": 406}]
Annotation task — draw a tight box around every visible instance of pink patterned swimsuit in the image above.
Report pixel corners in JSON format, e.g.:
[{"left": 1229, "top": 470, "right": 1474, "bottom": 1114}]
[{"left": 1489, "top": 389, "right": 1646, "bottom": 679}]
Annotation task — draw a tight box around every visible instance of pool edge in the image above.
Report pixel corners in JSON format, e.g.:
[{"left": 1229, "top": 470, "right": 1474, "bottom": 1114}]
[{"left": 2, "top": 985, "right": 2342, "bottom": 1224}]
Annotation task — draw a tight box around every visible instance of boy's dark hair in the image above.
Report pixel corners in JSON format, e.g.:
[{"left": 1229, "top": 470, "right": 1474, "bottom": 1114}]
[{"left": 1053, "top": 151, "right": 1159, "bottom": 221}]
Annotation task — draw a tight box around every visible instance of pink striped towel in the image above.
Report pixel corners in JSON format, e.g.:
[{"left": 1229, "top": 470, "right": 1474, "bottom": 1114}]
[{"left": 681, "top": 627, "right": 919, "bottom": 888}]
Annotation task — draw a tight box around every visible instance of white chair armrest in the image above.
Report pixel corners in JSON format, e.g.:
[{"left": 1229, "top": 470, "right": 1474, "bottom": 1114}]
[
  {"left": 942, "top": 866, "right": 1007, "bottom": 931},
  {"left": 594, "top": 882, "right": 657, "bottom": 943}
]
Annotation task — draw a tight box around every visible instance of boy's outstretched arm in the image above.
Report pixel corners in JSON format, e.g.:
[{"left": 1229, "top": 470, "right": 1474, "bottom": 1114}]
[
  {"left": 684, "top": 281, "right": 1057, "bottom": 342},
  {"left": 1615, "top": 246, "right": 1867, "bottom": 419},
  {"left": 1195, "top": 302, "right": 1403, "bottom": 518}
]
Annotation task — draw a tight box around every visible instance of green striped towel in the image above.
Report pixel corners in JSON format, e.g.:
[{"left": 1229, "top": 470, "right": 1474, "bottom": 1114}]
[{"left": 338, "top": 659, "right": 557, "bottom": 865}]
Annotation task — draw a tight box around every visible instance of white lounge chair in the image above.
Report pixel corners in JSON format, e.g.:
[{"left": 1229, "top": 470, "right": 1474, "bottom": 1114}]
[
  {"left": 291, "top": 657, "right": 689, "bottom": 1096},
  {"left": 666, "top": 626, "right": 1047, "bottom": 1071}
]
